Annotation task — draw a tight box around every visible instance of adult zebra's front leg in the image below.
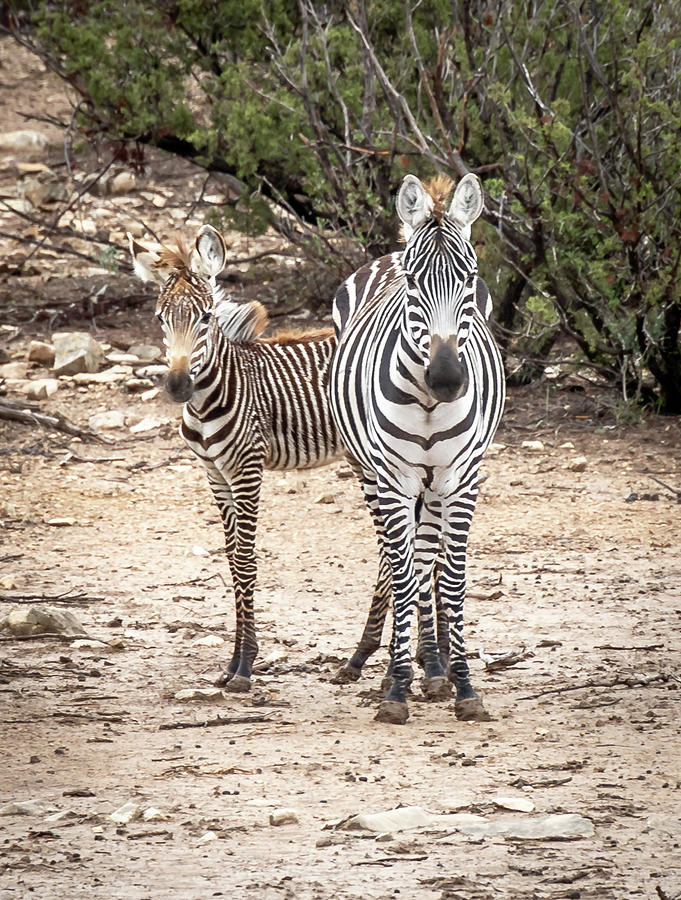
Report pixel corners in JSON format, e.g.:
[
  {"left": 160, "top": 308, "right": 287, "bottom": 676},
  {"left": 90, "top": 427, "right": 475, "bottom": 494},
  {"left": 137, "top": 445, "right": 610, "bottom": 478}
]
[
  {"left": 441, "top": 489, "right": 491, "bottom": 721},
  {"left": 218, "top": 461, "right": 264, "bottom": 693},
  {"left": 374, "top": 487, "right": 420, "bottom": 725}
]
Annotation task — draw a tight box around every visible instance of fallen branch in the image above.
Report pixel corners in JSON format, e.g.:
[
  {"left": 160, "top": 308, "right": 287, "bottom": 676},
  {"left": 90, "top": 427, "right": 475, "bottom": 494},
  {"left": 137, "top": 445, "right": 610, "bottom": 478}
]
[
  {"left": 159, "top": 713, "right": 280, "bottom": 731},
  {"left": 0, "top": 589, "right": 101, "bottom": 604},
  {"left": 0, "top": 632, "right": 99, "bottom": 642},
  {"left": 519, "top": 672, "right": 669, "bottom": 701},
  {"left": 596, "top": 644, "right": 664, "bottom": 652},
  {"left": 0, "top": 400, "right": 110, "bottom": 443},
  {"left": 649, "top": 475, "right": 681, "bottom": 500}
]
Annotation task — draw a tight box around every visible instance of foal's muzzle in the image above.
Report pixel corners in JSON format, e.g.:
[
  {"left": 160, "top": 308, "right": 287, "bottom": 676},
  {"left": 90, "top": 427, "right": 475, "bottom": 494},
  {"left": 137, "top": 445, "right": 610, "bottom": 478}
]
[{"left": 166, "top": 356, "right": 194, "bottom": 402}]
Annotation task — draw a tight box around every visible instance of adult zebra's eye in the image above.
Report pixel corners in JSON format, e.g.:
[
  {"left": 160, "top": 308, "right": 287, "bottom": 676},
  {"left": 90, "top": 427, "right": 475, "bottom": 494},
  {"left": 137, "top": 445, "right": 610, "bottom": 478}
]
[
  {"left": 200, "top": 310, "right": 212, "bottom": 324},
  {"left": 405, "top": 272, "right": 417, "bottom": 290},
  {"left": 466, "top": 271, "right": 477, "bottom": 287}
]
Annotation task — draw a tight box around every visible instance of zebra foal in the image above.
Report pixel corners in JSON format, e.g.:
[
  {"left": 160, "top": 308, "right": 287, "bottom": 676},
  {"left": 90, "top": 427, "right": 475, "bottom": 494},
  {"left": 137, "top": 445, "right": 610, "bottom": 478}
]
[
  {"left": 128, "top": 225, "right": 393, "bottom": 691},
  {"left": 329, "top": 173, "right": 506, "bottom": 724}
]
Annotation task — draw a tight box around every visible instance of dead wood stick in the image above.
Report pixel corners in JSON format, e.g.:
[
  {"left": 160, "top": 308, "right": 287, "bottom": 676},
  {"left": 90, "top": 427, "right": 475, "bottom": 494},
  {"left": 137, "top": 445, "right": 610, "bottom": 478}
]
[
  {"left": 159, "top": 713, "right": 280, "bottom": 731},
  {"left": 127, "top": 452, "right": 187, "bottom": 472},
  {"left": 596, "top": 644, "right": 664, "bottom": 652},
  {"left": 519, "top": 672, "right": 668, "bottom": 701},
  {"left": 0, "top": 590, "right": 103, "bottom": 603},
  {"left": 649, "top": 475, "right": 681, "bottom": 498},
  {"left": 0, "top": 632, "right": 99, "bottom": 643},
  {"left": 0, "top": 401, "right": 109, "bottom": 443},
  {"left": 59, "top": 450, "right": 126, "bottom": 465}
]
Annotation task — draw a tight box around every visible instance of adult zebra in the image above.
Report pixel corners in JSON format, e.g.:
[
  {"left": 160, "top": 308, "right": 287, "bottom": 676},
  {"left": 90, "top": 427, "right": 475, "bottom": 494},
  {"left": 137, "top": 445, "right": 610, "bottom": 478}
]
[
  {"left": 329, "top": 173, "right": 505, "bottom": 724},
  {"left": 128, "top": 225, "right": 393, "bottom": 692}
]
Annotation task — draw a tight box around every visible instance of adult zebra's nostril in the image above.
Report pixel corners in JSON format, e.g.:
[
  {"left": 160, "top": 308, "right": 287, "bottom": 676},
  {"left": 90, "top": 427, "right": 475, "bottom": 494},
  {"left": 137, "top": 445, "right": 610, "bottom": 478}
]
[{"left": 424, "top": 338, "right": 467, "bottom": 402}]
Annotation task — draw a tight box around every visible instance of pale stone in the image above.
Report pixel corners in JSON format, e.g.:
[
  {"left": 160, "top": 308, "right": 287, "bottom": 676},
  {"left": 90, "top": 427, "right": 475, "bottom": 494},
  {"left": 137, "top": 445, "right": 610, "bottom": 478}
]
[
  {"left": 127, "top": 344, "right": 162, "bottom": 362},
  {"left": 192, "top": 635, "right": 225, "bottom": 648},
  {"left": 197, "top": 830, "right": 218, "bottom": 843},
  {"left": 0, "top": 798, "right": 55, "bottom": 816},
  {"left": 109, "top": 800, "right": 142, "bottom": 824},
  {"left": 0, "top": 605, "right": 86, "bottom": 637},
  {"left": 492, "top": 796, "right": 535, "bottom": 813},
  {"left": 521, "top": 440, "right": 545, "bottom": 452},
  {"left": 269, "top": 808, "right": 299, "bottom": 826},
  {"left": 52, "top": 332, "right": 104, "bottom": 376},
  {"left": 89, "top": 410, "right": 126, "bottom": 430},
  {"left": 142, "top": 807, "right": 168, "bottom": 822},
  {"left": 0, "top": 361, "right": 27, "bottom": 379},
  {"left": 568, "top": 456, "right": 588, "bottom": 472},
  {"left": 109, "top": 171, "right": 136, "bottom": 194},
  {"left": 140, "top": 388, "right": 160, "bottom": 402},
  {"left": 129, "top": 416, "right": 171, "bottom": 434},
  {"left": 71, "top": 639, "right": 109, "bottom": 649},
  {"left": 127, "top": 221, "right": 145, "bottom": 238},
  {"left": 106, "top": 352, "right": 141, "bottom": 365},
  {"left": 71, "top": 366, "right": 132, "bottom": 385},
  {"left": 28, "top": 340, "right": 55, "bottom": 367},
  {"left": 26, "top": 378, "right": 60, "bottom": 400},
  {"left": 314, "top": 493, "right": 335, "bottom": 504},
  {"left": 45, "top": 517, "right": 76, "bottom": 527},
  {"left": 174, "top": 688, "right": 224, "bottom": 701},
  {"left": 137, "top": 365, "right": 168, "bottom": 377},
  {"left": 0, "top": 129, "right": 49, "bottom": 158},
  {"left": 80, "top": 219, "right": 98, "bottom": 236}
]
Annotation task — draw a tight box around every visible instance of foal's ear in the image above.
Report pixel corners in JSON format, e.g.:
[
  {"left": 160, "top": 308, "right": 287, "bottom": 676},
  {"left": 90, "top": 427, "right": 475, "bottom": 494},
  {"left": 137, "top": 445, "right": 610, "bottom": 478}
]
[
  {"left": 192, "top": 224, "right": 227, "bottom": 281},
  {"left": 396, "top": 175, "right": 434, "bottom": 239},
  {"left": 448, "top": 173, "right": 483, "bottom": 238},
  {"left": 128, "top": 233, "right": 164, "bottom": 284}
]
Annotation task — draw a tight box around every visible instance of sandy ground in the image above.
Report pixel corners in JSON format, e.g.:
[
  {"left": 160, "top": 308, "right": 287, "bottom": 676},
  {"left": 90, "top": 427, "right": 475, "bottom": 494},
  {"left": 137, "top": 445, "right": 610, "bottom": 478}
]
[{"left": 1, "top": 32, "right": 681, "bottom": 900}]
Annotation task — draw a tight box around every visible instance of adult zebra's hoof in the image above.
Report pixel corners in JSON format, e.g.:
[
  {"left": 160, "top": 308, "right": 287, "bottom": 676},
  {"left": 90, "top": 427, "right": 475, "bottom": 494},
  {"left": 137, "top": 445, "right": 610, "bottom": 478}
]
[
  {"left": 421, "top": 676, "right": 452, "bottom": 701},
  {"left": 331, "top": 662, "right": 362, "bottom": 684},
  {"left": 455, "top": 694, "right": 491, "bottom": 721},
  {"left": 374, "top": 700, "right": 409, "bottom": 724},
  {"left": 224, "top": 675, "right": 251, "bottom": 693}
]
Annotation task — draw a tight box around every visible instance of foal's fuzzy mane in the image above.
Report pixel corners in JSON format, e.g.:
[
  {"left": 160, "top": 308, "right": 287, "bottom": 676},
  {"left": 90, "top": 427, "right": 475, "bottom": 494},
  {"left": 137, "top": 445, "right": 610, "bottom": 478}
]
[
  {"left": 158, "top": 234, "right": 193, "bottom": 271},
  {"left": 264, "top": 327, "right": 335, "bottom": 345}
]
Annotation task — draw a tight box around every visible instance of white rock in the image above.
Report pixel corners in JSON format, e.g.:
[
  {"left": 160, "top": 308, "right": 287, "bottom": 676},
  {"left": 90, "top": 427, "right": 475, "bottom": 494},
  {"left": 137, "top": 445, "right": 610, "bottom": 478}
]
[
  {"left": 140, "top": 388, "right": 160, "bottom": 402},
  {"left": 109, "top": 171, "right": 136, "bottom": 194},
  {"left": 192, "top": 635, "right": 225, "bottom": 648},
  {"left": 269, "top": 808, "right": 299, "bottom": 826},
  {"left": 192, "top": 544, "right": 210, "bottom": 557},
  {"left": 126, "top": 221, "right": 145, "bottom": 237},
  {"left": 0, "top": 605, "right": 86, "bottom": 637},
  {"left": 138, "top": 365, "right": 168, "bottom": 377},
  {"left": 142, "top": 807, "right": 168, "bottom": 822},
  {"left": 44, "top": 810, "right": 76, "bottom": 825},
  {"left": 568, "top": 456, "right": 588, "bottom": 472},
  {"left": 72, "top": 366, "right": 132, "bottom": 385},
  {"left": 109, "top": 800, "right": 142, "bottom": 824},
  {"left": 52, "top": 332, "right": 104, "bottom": 376},
  {"left": 174, "top": 688, "right": 224, "bottom": 701},
  {"left": 26, "top": 378, "right": 60, "bottom": 400},
  {"left": 28, "top": 340, "right": 56, "bottom": 367},
  {"left": 127, "top": 344, "right": 162, "bottom": 362},
  {"left": 45, "top": 517, "right": 76, "bottom": 527},
  {"left": 129, "top": 416, "right": 171, "bottom": 434},
  {"left": 106, "top": 352, "right": 141, "bottom": 365},
  {"left": 0, "top": 129, "right": 49, "bottom": 158},
  {"left": 0, "top": 361, "right": 27, "bottom": 379},
  {"left": 197, "top": 830, "right": 218, "bottom": 843},
  {"left": 89, "top": 410, "right": 126, "bottom": 430},
  {"left": 559, "top": 441, "right": 575, "bottom": 450},
  {"left": 521, "top": 440, "right": 545, "bottom": 452},
  {"left": 492, "top": 796, "right": 535, "bottom": 813},
  {"left": 71, "top": 639, "right": 109, "bottom": 650},
  {"left": 457, "top": 812, "right": 594, "bottom": 840},
  {"left": 0, "top": 798, "right": 55, "bottom": 816},
  {"left": 314, "top": 493, "right": 335, "bottom": 504}
]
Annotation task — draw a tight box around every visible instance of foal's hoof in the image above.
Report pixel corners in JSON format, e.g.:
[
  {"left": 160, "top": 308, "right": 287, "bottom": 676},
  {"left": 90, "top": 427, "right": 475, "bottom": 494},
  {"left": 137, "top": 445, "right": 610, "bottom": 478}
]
[
  {"left": 421, "top": 676, "right": 452, "bottom": 701},
  {"left": 455, "top": 694, "right": 491, "bottom": 721},
  {"left": 331, "top": 662, "right": 362, "bottom": 684},
  {"left": 374, "top": 700, "right": 409, "bottom": 724},
  {"left": 223, "top": 675, "right": 252, "bottom": 693},
  {"left": 214, "top": 670, "right": 234, "bottom": 687}
]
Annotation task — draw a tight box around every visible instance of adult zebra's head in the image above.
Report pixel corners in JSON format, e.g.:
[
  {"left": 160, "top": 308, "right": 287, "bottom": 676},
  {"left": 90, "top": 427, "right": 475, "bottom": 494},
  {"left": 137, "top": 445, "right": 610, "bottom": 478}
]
[
  {"left": 128, "top": 225, "right": 227, "bottom": 402},
  {"left": 397, "top": 173, "right": 484, "bottom": 404}
]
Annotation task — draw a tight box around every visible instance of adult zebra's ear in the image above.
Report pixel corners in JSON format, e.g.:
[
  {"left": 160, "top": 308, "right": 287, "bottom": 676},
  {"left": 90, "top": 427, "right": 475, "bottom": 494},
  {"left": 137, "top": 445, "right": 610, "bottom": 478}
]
[
  {"left": 396, "top": 175, "right": 434, "bottom": 239},
  {"left": 448, "top": 174, "right": 484, "bottom": 239},
  {"left": 127, "top": 233, "right": 165, "bottom": 284},
  {"left": 192, "top": 224, "right": 227, "bottom": 282}
]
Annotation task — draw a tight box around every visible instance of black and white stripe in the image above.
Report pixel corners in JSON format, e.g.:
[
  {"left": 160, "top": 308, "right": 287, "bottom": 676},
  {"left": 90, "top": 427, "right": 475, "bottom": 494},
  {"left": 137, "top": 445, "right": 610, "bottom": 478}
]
[{"left": 329, "top": 174, "right": 506, "bottom": 723}]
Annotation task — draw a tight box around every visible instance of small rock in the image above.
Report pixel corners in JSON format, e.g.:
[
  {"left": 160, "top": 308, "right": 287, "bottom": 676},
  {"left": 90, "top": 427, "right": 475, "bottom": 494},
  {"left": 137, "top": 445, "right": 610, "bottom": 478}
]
[
  {"left": 129, "top": 416, "right": 171, "bottom": 434},
  {"left": 106, "top": 352, "right": 141, "bottom": 365},
  {"left": 45, "top": 517, "right": 76, "bottom": 527},
  {"left": 44, "top": 810, "right": 77, "bottom": 825},
  {"left": 142, "top": 807, "right": 168, "bottom": 822},
  {"left": 492, "top": 796, "right": 535, "bottom": 813},
  {"left": 71, "top": 639, "right": 109, "bottom": 650},
  {"left": 124, "top": 378, "right": 154, "bottom": 394},
  {"left": 52, "top": 332, "right": 104, "bottom": 376},
  {"left": 137, "top": 364, "right": 168, "bottom": 377},
  {"left": 174, "top": 688, "right": 225, "bottom": 702},
  {"left": 192, "top": 635, "right": 225, "bottom": 648},
  {"left": 192, "top": 544, "right": 210, "bottom": 557},
  {"left": 140, "top": 387, "right": 160, "bottom": 402},
  {"left": 0, "top": 798, "right": 55, "bottom": 816},
  {"left": 28, "top": 340, "right": 56, "bottom": 367},
  {"left": 0, "top": 361, "right": 28, "bottom": 380},
  {"left": 72, "top": 367, "right": 132, "bottom": 385},
  {"left": 559, "top": 441, "right": 575, "bottom": 450},
  {"left": 0, "top": 348, "right": 10, "bottom": 364},
  {"left": 314, "top": 493, "right": 335, "bottom": 504},
  {"left": 89, "top": 410, "right": 126, "bottom": 431},
  {"left": 567, "top": 456, "right": 588, "bottom": 472},
  {"left": 521, "top": 440, "right": 544, "bottom": 452},
  {"left": 109, "top": 800, "right": 142, "bottom": 825},
  {"left": 0, "top": 129, "right": 49, "bottom": 158},
  {"left": 109, "top": 171, "right": 136, "bottom": 194},
  {"left": 127, "top": 344, "right": 162, "bottom": 362},
  {"left": 0, "top": 605, "right": 86, "bottom": 637},
  {"left": 269, "top": 808, "right": 299, "bottom": 826},
  {"left": 197, "top": 830, "right": 218, "bottom": 843},
  {"left": 26, "top": 378, "right": 60, "bottom": 400}
]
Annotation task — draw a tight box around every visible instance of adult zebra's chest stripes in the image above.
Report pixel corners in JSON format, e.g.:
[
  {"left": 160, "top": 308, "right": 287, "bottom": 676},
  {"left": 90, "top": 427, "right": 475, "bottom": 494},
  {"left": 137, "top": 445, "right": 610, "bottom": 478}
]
[{"left": 329, "top": 172, "right": 506, "bottom": 724}]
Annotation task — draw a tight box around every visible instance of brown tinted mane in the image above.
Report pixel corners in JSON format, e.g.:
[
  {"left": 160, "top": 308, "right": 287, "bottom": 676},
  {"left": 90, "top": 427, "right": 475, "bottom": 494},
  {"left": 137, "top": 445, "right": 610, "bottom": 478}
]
[
  {"left": 425, "top": 174, "right": 454, "bottom": 223},
  {"left": 263, "top": 327, "right": 335, "bottom": 346},
  {"left": 158, "top": 234, "right": 193, "bottom": 271}
]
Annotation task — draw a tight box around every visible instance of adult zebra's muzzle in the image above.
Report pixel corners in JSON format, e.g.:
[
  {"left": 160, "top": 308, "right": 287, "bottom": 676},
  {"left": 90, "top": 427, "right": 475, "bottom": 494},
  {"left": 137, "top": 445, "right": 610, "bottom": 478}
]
[
  {"left": 424, "top": 334, "right": 467, "bottom": 403},
  {"left": 166, "top": 356, "right": 194, "bottom": 402}
]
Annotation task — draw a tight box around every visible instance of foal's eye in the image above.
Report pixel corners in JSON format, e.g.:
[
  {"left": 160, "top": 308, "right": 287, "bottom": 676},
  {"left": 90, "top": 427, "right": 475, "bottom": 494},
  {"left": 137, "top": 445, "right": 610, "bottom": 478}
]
[
  {"left": 156, "top": 312, "right": 164, "bottom": 324},
  {"left": 200, "top": 310, "right": 212, "bottom": 324}
]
